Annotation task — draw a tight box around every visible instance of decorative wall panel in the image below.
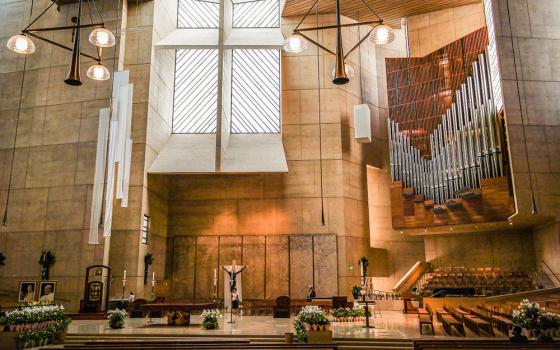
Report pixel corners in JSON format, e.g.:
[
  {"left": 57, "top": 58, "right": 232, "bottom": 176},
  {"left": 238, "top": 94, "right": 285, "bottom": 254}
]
[{"left": 171, "top": 233, "right": 337, "bottom": 299}]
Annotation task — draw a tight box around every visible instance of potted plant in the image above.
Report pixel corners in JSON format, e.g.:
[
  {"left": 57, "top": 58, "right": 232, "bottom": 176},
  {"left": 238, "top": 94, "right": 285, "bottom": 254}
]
[
  {"left": 351, "top": 285, "right": 362, "bottom": 300},
  {"left": 512, "top": 299, "right": 543, "bottom": 336},
  {"left": 107, "top": 309, "right": 127, "bottom": 329},
  {"left": 294, "top": 306, "right": 331, "bottom": 343},
  {"left": 541, "top": 312, "right": 560, "bottom": 337},
  {"left": 201, "top": 309, "right": 220, "bottom": 329}
]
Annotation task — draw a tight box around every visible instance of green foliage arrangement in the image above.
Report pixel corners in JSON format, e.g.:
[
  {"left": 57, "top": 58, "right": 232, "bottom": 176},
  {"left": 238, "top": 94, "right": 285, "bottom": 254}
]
[
  {"left": 351, "top": 285, "right": 362, "bottom": 299},
  {"left": 293, "top": 306, "right": 330, "bottom": 343},
  {"left": 331, "top": 307, "right": 365, "bottom": 321},
  {"left": 107, "top": 309, "right": 127, "bottom": 329},
  {"left": 0, "top": 304, "right": 71, "bottom": 348},
  {"left": 144, "top": 252, "right": 154, "bottom": 285},
  {"left": 201, "top": 309, "right": 220, "bottom": 329},
  {"left": 38, "top": 250, "right": 55, "bottom": 280}
]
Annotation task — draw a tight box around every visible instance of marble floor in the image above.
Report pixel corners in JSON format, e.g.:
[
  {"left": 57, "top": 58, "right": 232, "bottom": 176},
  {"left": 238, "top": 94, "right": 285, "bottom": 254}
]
[{"left": 68, "top": 311, "right": 495, "bottom": 339}]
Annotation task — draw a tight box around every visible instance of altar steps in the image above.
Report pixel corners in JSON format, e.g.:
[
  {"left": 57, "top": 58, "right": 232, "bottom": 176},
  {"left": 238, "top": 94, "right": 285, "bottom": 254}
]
[{"left": 55, "top": 334, "right": 413, "bottom": 350}]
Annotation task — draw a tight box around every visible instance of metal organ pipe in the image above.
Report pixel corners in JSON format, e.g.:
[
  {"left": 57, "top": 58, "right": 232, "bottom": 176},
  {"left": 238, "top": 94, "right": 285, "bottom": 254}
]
[{"left": 387, "top": 48, "right": 504, "bottom": 207}]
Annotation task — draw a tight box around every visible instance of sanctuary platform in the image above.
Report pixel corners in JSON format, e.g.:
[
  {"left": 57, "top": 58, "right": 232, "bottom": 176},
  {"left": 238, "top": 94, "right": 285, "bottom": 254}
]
[{"left": 66, "top": 311, "right": 506, "bottom": 339}]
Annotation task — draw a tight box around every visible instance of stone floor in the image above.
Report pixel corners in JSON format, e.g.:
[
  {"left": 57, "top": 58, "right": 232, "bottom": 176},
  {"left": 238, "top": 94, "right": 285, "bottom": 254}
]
[{"left": 68, "top": 311, "right": 497, "bottom": 339}]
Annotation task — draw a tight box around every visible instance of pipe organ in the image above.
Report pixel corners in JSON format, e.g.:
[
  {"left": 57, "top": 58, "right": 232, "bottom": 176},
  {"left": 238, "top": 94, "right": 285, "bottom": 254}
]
[{"left": 388, "top": 48, "right": 506, "bottom": 210}]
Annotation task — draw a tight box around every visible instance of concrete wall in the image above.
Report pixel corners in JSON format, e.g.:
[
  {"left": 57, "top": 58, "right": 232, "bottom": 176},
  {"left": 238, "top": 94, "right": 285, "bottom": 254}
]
[
  {"left": 167, "top": 14, "right": 383, "bottom": 298},
  {"left": 407, "top": 2, "right": 486, "bottom": 56},
  {"left": 425, "top": 230, "right": 536, "bottom": 270},
  {"left": 0, "top": 0, "right": 119, "bottom": 310},
  {"left": 0, "top": 0, "right": 160, "bottom": 309},
  {"left": 486, "top": 0, "right": 560, "bottom": 275},
  {"left": 533, "top": 222, "right": 560, "bottom": 286}
]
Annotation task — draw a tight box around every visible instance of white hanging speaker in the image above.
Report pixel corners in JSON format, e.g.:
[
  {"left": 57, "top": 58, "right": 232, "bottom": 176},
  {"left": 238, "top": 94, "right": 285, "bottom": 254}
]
[{"left": 354, "top": 104, "right": 371, "bottom": 143}]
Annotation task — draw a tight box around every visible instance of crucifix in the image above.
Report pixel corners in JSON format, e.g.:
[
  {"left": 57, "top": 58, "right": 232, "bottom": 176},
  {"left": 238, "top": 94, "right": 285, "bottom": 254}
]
[{"left": 222, "top": 260, "right": 246, "bottom": 323}]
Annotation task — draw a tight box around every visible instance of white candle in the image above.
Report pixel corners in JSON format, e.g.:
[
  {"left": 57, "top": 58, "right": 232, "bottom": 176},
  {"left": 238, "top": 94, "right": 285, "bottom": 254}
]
[
  {"left": 152, "top": 271, "right": 155, "bottom": 281},
  {"left": 123, "top": 269, "right": 127, "bottom": 279},
  {"left": 214, "top": 268, "right": 217, "bottom": 279}
]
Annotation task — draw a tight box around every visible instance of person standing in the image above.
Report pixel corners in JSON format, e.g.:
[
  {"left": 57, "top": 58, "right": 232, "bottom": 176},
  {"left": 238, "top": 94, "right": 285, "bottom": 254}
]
[{"left": 306, "top": 286, "right": 316, "bottom": 301}]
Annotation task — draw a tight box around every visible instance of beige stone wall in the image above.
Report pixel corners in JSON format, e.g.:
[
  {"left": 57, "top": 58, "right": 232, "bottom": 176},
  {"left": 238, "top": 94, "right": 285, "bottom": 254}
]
[
  {"left": 486, "top": 0, "right": 560, "bottom": 276},
  {"left": 367, "top": 167, "right": 425, "bottom": 292},
  {"left": 0, "top": 0, "right": 160, "bottom": 310},
  {"left": 533, "top": 222, "right": 560, "bottom": 286},
  {"left": 407, "top": 2, "right": 486, "bottom": 56},
  {"left": 167, "top": 14, "right": 385, "bottom": 299},
  {"left": 0, "top": 0, "right": 117, "bottom": 310},
  {"left": 424, "top": 230, "right": 536, "bottom": 270}
]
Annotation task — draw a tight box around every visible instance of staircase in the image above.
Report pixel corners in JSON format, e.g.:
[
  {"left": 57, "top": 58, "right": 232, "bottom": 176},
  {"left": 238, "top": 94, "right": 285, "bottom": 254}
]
[{"left": 51, "top": 334, "right": 413, "bottom": 350}]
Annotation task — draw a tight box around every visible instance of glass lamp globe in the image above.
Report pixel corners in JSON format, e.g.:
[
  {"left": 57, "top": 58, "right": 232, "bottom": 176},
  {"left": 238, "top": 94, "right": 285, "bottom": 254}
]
[
  {"left": 369, "top": 24, "right": 395, "bottom": 46},
  {"left": 87, "top": 64, "right": 111, "bottom": 81},
  {"left": 6, "top": 34, "right": 35, "bottom": 54},
  {"left": 89, "top": 27, "right": 116, "bottom": 48},
  {"left": 331, "top": 63, "right": 355, "bottom": 79},
  {"left": 283, "top": 34, "right": 308, "bottom": 53}
]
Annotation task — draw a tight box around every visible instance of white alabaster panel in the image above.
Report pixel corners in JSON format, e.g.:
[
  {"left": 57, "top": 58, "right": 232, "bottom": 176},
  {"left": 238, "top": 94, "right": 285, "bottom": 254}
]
[
  {"left": 88, "top": 108, "right": 110, "bottom": 244},
  {"left": 103, "top": 120, "right": 119, "bottom": 237}
]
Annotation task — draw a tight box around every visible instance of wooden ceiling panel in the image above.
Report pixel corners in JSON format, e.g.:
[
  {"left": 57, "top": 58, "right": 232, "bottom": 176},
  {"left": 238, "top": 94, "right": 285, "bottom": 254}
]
[{"left": 283, "top": 0, "right": 481, "bottom": 27}]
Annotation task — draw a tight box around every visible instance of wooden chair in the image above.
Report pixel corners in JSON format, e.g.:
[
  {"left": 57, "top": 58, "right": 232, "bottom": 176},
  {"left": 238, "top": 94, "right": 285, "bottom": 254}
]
[
  {"left": 128, "top": 299, "right": 147, "bottom": 318},
  {"left": 273, "top": 296, "right": 291, "bottom": 318},
  {"left": 332, "top": 296, "right": 348, "bottom": 310}
]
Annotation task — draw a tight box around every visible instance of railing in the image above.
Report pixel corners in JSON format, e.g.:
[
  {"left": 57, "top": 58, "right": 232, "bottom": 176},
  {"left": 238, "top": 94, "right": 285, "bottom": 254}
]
[{"left": 542, "top": 260, "right": 560, "bottom": 285}]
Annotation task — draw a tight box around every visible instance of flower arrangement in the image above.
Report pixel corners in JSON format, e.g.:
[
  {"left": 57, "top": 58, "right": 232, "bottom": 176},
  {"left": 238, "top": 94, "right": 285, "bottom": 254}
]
[
  {"left": 512, "top": 299, "right": 544, "bottom": 331},
  {"left": 0, "top": 304, "right": 71, "bottom": 348},
  {"left": 107, "top": 309, "right": 127, "bottom": 329},
  {"left": 331, "top": 307, "right": 365, "bottom": 322},
  {"left": 294, "top": 306, "right": 330, "bottom": 342},
  {"left": 541, "top": 312, "right": 560, "bottom": 330},
  {"left": 201, "top": 309, "right": 220, "bottom": 329},
  {"left": 512, "top": 299, "right": 560, "bottom": 335}
]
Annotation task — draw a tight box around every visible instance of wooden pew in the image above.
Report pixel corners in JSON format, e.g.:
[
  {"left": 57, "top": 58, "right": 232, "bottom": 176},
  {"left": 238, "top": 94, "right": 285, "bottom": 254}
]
[
  {"left": 462, "top": 313, "right": 494, "bottom": 336},
  {"left": 491, "top": 314, "right": 514, "bottom": 336},
  {"left": 418, "top": 306, "right": 435, "bottom": 335},
  {"left": 436, "top": 308, "right": 465, "bottom": 336},
  {"left": 413, "top": 339, "right": 560, "bottom": 350}
]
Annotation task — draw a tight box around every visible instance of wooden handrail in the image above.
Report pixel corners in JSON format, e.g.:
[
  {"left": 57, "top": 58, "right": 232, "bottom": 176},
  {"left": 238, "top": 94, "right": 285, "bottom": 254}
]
[{"left": 541, "top": 260, "right": 560, "bottom": 284}]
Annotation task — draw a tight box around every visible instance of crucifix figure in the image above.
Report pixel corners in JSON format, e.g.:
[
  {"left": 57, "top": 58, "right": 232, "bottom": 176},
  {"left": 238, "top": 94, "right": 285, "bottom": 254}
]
[
  {"left": 222, "top": 260, "right": 246, "bottom": 316},
  {"left": 222, "top": 261, "right": 246, "bottom": 293}
]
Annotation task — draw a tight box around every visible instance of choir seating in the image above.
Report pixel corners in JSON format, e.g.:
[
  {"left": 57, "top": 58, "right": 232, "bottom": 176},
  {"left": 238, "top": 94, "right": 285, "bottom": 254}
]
[{"left": 417, "top": 267, "right": 537, "bottom": 297}]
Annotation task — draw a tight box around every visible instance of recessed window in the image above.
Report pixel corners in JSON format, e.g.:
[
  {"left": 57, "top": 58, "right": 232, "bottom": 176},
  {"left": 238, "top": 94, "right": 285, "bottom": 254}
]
[
  {"left": 178, "top": 0, "right": 220, "bottom": 28},
  {"left": 232, "top": 0, "right": 280, "bottom": 28},
  {"left": 141, "top": 214, "right": 149, "bottom": 245},
  {"left": 173, "top": 49, "right": 219, "bottom": 134},
  {"left": 172, "top": 0, "right": 281, "bottom": 135},
  {"left": 231, "top": 49, "right": 280, "bottom": 133}
]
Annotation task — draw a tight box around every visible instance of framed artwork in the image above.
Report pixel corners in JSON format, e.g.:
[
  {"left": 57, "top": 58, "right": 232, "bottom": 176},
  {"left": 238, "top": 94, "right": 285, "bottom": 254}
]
[
  {"left": 18, "top": 281, "right": 37, "bottom": 303},
  {"left": 39, "top": 281, "right": 57, "bottom": 303}
]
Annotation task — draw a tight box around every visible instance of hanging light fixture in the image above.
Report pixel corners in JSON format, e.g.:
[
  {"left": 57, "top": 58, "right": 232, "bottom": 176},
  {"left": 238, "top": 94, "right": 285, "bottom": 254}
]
[
  {"left": 282, "top": 0, "right": 391, "bottom": 85},
  {"left": 6, "top": 34, "right": 35, "bottom": 54},
  {"left": 369, "top": 24, "right": 395, "bottom": 46},
  {"left": 283, "top": 34, "right": 308, "bottom": 53},
  {"left": 331, "top": 63, "right": 355, "bottom": 80},
  {"left": 5, "top": 0, "right": 115, "bottom": 85},
  {"left": 87, "top": 63, "right": 111, "bottom": 81},
  {"left": 89, "top": 27, "right": 116, "bottom": 48}
]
